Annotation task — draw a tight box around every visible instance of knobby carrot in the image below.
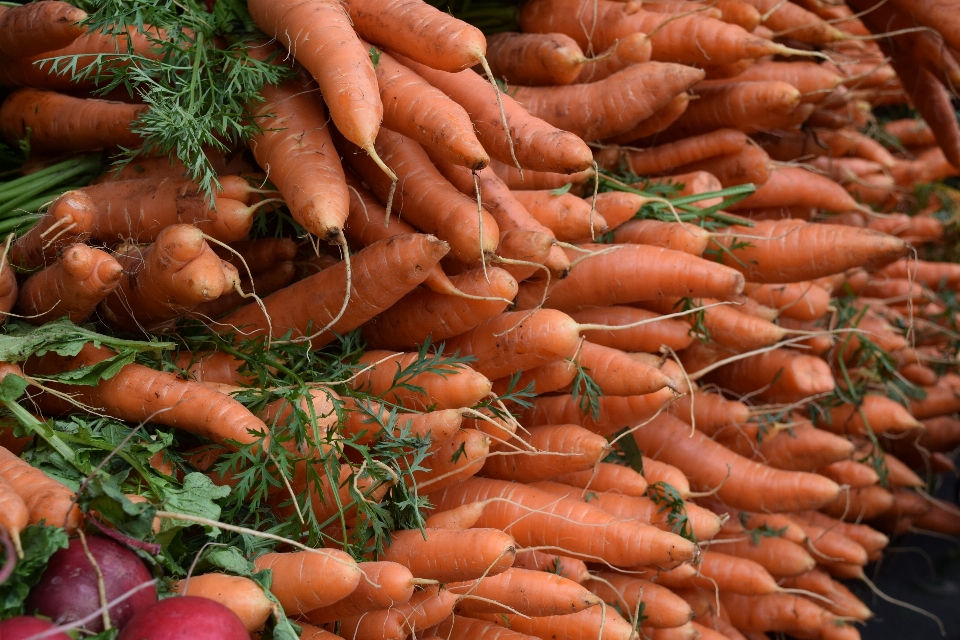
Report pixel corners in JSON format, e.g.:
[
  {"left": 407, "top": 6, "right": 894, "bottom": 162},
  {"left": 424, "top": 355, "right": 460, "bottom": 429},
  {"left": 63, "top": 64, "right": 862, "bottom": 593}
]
[
  {"left": 0, "top": 443, "right": 81, "bottom": 532},
  {"left": 19, "top": 244, "right": 122, "bottom": 325},
  {"left": 174, "top": 574, "right": 272, "bottom": 632}
]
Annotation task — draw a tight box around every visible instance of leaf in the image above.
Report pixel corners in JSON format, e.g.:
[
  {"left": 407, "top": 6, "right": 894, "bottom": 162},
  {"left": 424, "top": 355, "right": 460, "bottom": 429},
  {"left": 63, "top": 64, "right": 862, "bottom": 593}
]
[
  {"left": 160, "top": 473, "right": 231, "bottom": 536},
  {"left": 549, "top": 183, "right": 573, "bottom": 196},
  {"left": 0, "top": 524, "right": 69, "bottom": 617}
]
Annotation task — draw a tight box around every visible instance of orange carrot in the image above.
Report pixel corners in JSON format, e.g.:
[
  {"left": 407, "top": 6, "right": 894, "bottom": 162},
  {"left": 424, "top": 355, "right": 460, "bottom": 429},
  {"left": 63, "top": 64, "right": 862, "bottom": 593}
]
[
  {"left": 247, "top": 77, "right": 348, "bottom": 244},
  {"left": 0, "top": 443, "right": 81, "bottom": 532},
  {"left": 588, "top": 573, "right": 692, "bottom": 628},
  {"left": 0, "top": 1, "right": 87, "bottom": 58},
  {"left": 395, "top": 55, "right": 593, "bottom": 174},
  {"left": 252, "top": 549, "right": 361, "bottom": 615},
  {"left": 174, "top": 574, "right": 272, "bottom": 632},
  {"left": 222, "top": 234, "right": 448, "bottom": 347},
  {"left": 510, "top": 190, "right": 607, "bottom": 242},
  {"left": 510, "top": 62, "right": 704, "bottom": 141},
  {"left": 378, "top": 527, "right": 516, "bottom": 581},
  {"left": 475, "top": 603, "right": 635, "bottom": 640},
  {"left": 0, "top": 472, "right": 29, "bottom": 557},
  {"left": 336, "top": 586, "right": 457, "bottom": 640},
  {"left": 19, "top": 244, "right": 122, "bottom": 324},
  {"left": 449, "top": 567, "right": 601, "bottom": 615},
  {"left": 633, "top": 413, "right": 841, "bottom": 512},
  {"left": 0, "top": 88, "right": 145, "bottom": 152},
  {"left": 486, "top": 32, "right": 588, "bottom": 86},
  {"left": 570, "top": 306, "right": 694, "bottom": 353},
  {"left": 483, "top": 424, "right": 608, "bottom": 483},
  {"left": 555, "top": 462, "right": 649, "bottom": 497}
]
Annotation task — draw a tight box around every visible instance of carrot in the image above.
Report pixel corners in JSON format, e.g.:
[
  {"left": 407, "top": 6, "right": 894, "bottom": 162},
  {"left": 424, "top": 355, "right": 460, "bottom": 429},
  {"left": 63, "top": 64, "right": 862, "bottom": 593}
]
[
  {"left": 251, "top": 549, "right": 361, "bottom": 615},
  {"left": 528, "top": 243, "right": 745, "bottom": 311},
  {"left": 587, "top": 573, "right": 692, "bottom": 628},
  {"left": 0, "top": 444, "right": 81, "bottom": 532},
  {"left": 817, "top": 460, "right": 880, "bottom": 488},
  {"left": 510, "top": 62, "right": 705, "bottom": 141},
  {"left": 555, "top": 462, "right": 648, "bottom": 497},
  {"left": 349, "top": 349, "right": 491, "bottom": 411},
  {"left": 370, "top": 46, "right": 488, "bottom": 170},
  {"left": 19, "top": 244, "right": 122, "bottom": 325},
  {"left": 483, "top": 424, "right": 607, "bottom": 483},
  {"left": 485, "top": 32, "right": 588, "bottom": 86},
  {"left": 361, "top": 267, "right": 516, "bottom": 350},
  {"left": 779, "top": 569, "right": 873, "bottom": 620},
  {"left": 336, "top": 585, "right": 457, "bottom": 640},
  {"left": 10, "top": 190, "right": 96, "bottom": 269},
  {"left": 0, "top": 473, "right": 28, "bottom": 557},
  {"left": 820, "top": 486, "right": 896, "bottom": 521},
  {"left": 662, "top": 82, "right": 801, "bottom": 139},
  {"left": 338, "top": 128, "right": 498, "bottom": 264},
  {"left": 429, "top": 615, "right": 543, "bottom": 640},
  {"left": 816, "top": 395, "right": 922, "bottom": 437},
  {"left": 570, "top": 306, "right": 694, "bottom": 353},
  {"left": 654, "top": 550, "right": 779, "bottom": 595},
  {"left": 710, "top": 218, "right": 907, "bottom": 283},
  {"left": 415, "top": 428, "right": 490, "bottom": 493},
  {"left": 99, "top": 224, "right": 234, "bottom": 330},
  {"left": 510, "top": 190, "right": 607, "bottom": 242},
  {"left": 29, "top": 343, "right": 268, "bottom": 451},
  {"left": 744, "top": 281, "right": 830, "bottom": 321},
  {"left": 174, "top": 574, "right": 272, "bottom": 632},
  {"left": 378, "top": 527, "right": 516, "bottom": 582},
  {"left": 0, "top": 1, "right": 87, "bottom": 58},
  {"left": 520, "top": 0, "right": 787, "bottom": 64},
  {"left": 476, "top": 604, "right": 635, "bottom": 640},
  {"left": 222, "top": 234, "right": 448, "bottom": 347},
  {"left": 247, "top": 78, "right": 348, "bottom": 244},
  {"left": 0, "top": 88, "right": 145, "bottom": 152},
  {"left": 449, "top": 567, "right": 601, "bottom": 615},
  {"left": 575, "top": 33, "right": 653, "bottom": 83},
  {"left": 247, "top": 0, "right": 385, "bottom": 173},
  {"left": 518, "top": 389, "right": 676, "bottom": 436},
  {"left": 432, "top": 477, "right": 698, "bottom": 567},
  {"left": 443, "top": 309, "right": 581, "bottom": 380},
  {"left": 633, "top": 413, "right": 840, "bottom": 512},
  {"left": 607, "top": 93, "right": 692, "bottom": 144},
  {"left": 394, "top": 55, "right": 593, "bottom": 174},
  {"left": 611, "top": 129, "right": 749, "bottom": 177}
]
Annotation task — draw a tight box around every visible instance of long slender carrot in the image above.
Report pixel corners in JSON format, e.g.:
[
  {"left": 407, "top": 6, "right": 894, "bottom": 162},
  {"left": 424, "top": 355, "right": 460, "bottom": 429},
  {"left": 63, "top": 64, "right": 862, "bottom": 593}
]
[
  {"left": 449, "top": 567, "right": 601, "bottom": 615},
  {"left": 0, "top": 1, "right": 87, "bottom": 58},
  {"left": 510, "top": 62, "right": 704, "bottom": 141},
  {"left": 587, "top": 573, "right": 693, "bottom": 628},
  {"left": 570, "top": 306, "right": 694, "bottom": 353},
  {"left": 475, "top": 603, "right": 635, "bottom": 640},
  {"left": 302, "top": 561, "right": 415, "bottom": 624},
  {"left": 0, "top": 444, "right": 81, "bottom": 532},
  {"left": 378, "top": 527, "right": 516, "bottom": 582},
  {"left": 338, "top": 128, "right": 499, "bottom": 264},
  {"left": 29, "top": 343, "right": 268, "bottom": 451},
  {"left": 221, "top": 234, "right": 448, "bottom": 347},
  {"left": 18, "top": 244, "right": 122, "bottom": 325},
  {"left": 174, "top": 573, "right": 272, "bottom": 632},
  {"left": 394, "top": 55, "right": 593, "bottom": 174},
  {"left": 483, "top": 424, "right": 608, "bottom": 483},
  {"left": 0, "top": 88, "right": 146, "bottom": 152}
]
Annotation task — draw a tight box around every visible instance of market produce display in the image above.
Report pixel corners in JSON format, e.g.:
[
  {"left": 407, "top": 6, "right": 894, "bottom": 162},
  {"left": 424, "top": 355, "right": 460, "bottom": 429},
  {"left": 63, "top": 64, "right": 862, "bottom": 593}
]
[{"left": 1, "top": 0, "right": 960, "bottom": 638}]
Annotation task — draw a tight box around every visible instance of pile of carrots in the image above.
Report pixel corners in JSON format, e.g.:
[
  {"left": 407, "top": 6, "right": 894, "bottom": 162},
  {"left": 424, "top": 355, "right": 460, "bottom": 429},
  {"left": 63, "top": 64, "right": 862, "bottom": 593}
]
[{"left": 0, "top": 0, "right": 960, "bottom": 638}]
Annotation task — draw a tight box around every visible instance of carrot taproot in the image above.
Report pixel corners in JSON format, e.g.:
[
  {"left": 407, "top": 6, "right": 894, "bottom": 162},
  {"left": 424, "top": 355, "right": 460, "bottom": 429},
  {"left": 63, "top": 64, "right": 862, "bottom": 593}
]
[
  {"left": 779, "top": 569, "right": 873, "bottom": 620},
  {"left": 607, "top": 92, "right": 692, "bottom": 144},
  {"left": 361, "top": 266, "right": 517, "bottom": 350},
  {"left": 486, "top": 32, "right": 588, "bottom": 86},
  {"left": 490, "top": 358, "right": 578, "bottom": 397},
  {"left": 415, "top": 428, "right": 490, "bottom": 493},
  {"left": 98, "top": 224, "right": 233, "bottom": 330},
  {"left": 575, "top": 32, "right": 653, "bottom": 83},
  {"left": 395, "top": 55, "right": 593, "bottom": 174},
  {"left": 633, "top": 413, "right": 840, "bottom": 512},
  {"left": 518, "top": 389, "right": 676, "bottom": 436},
  {"left": 483, "top": 424, "right": 607, "bottom": 483},
  {"left": 174, "top": 574, "right": 271, "bottom": 632},
  {"left": 512, "top": 550, "right": 590, "bottom": 582},
  {"left": 653, "top": 550, "right": 780, "bottom": 594},
  {"left": 247, "top": 0, "right": 384, "bottom": 171},
  {"left": 428, "top": 615, "right": 542, "bottom": 640},
  {"left": 820, "top": 485, "right": 896, "bottom": 521},
  {"left": 570, "top": 306, "right": 694, "bottom": 353},
  {"left": 0, "top": 2, "right": 87, "bottom": 58},
  {"left": 817, "top": 460, "right": 880, "bottom": 488},
  {"left": 0, "top": 443, "right": 80, "bottom": 532},
  {"left": 510, "top": 62, "right": 704, "bottom": 141},
  {"left": 449, "top": 567, "right": 601, "bottom": 615},
  {"left": 252, "top": 549, "right": 361, "bottom": 615},
  {"left": 588, "top": 573, "right": 692, "bottom": 628},
  {"left": 378, "top": 527, "right": 515, "bottom": 582},
  {"left": 338, "top": 128, "right": 498, "bottom": 264},
  {"left": 349, "top": 349, "right": 491, "bottom": 411},
  {"left": 555, "top": 462, "right": 649, "bottom": 497},
  {"left": 222, "top": 234, "right": 448, "bottom": 347},
  {"left": 526, "top": 243, "right": 745, "bottom": 311},
  {"left": 18, "top": 244, "right": 122, "bottom": 325},
  {"left": 29, "top": 343, "right": 268, "bottom": 451},
  {"left": 0, "top": 473, "right": 28, "bottom": 557},
  {"left": 336, "top": 585, "right": 457, "bottom": 640},
  {"left": 613, "top": 129, "right": 750, "bottom": 176},
  {"left": 744, "top": 281, "right": 830, "bottom": 321},
  {"left": 433, "top": 476, "right": 698, "bottom": 567},
  {"left": 1, "top": 88, "right": 145, "bottom": 152},
  {"left": 510, "top": 190, "right": 607, "bottom": 241},
  {"left": 247, "top": 78, "right": 348, "bottom": 244},
  {"left": 476, "top": 604, "right": 635, "bottom": 640}
]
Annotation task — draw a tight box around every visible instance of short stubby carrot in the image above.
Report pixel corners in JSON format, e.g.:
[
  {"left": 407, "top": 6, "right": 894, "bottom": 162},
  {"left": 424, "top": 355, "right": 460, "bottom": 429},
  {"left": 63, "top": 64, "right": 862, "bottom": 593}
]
[
  {"left": 19, "top": 244, "right": 123, "bottom": 324},
  {"left": 0, "top": 1, "right": 87, "bottom": 59},
  {"left": 221, "top": 234, "right": 449, "bottom": 347},
  {"left": 0, "top": 88, "right": 146, "bottom": 152}
]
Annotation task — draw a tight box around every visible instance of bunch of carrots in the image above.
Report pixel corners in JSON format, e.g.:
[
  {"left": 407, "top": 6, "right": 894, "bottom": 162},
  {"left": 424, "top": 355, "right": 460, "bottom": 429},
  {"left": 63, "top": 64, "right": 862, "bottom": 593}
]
[{"left": 0, "top": 0, "right": 959, "bottom": 638}]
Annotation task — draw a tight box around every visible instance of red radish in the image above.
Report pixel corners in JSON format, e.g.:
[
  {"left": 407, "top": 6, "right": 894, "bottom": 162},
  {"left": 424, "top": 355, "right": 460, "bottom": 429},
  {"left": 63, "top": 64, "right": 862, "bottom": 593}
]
[
  {"left": 26, "top": 535, "right": 156, "bottom": 632},
  {"left": 0, "top": 617, "right": 71, "bottom": 640},
  {"left": 116, "top": 596, "right": 249, "bottom": 640}
]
